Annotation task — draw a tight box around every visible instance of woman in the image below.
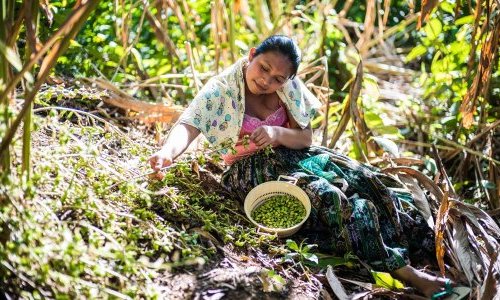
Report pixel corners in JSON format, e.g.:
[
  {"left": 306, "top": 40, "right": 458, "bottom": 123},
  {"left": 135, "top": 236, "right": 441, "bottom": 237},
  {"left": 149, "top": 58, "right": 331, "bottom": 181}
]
[{"left": 149, "top": 35, "right": 455, "bottom": 298}]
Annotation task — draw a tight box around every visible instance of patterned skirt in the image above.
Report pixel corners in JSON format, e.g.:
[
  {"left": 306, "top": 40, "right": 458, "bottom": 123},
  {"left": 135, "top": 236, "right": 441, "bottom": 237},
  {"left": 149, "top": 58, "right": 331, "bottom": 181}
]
[{"left": 221, "top": 146, "right": 435, "bottom": 272}]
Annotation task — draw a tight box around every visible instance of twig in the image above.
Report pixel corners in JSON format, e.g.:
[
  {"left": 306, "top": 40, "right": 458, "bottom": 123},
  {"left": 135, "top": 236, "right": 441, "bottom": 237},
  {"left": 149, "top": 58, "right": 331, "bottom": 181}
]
[
  {"left": 105, "top": 165, "right": 175, "bottom": 191},
  {"left": 185, "top": 41, "right": 202, "bottom": 93},
  {"left": 432, "top": 144, "right": 458, "bottom": 198},
  {"left": 32, "top": 106, "right": 131, "bottom": 140},
  {"left": 444, "top": 119, "right": 500, "bottom": 161},
  {"left": 436, "top": 136, "right": 500, "bottom": 165}
]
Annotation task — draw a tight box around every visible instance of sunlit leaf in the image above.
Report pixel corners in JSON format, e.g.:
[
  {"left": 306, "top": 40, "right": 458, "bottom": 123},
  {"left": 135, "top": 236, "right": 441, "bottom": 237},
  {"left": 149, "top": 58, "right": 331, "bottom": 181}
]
[
  {"left": 424, "top": 18, "right": 442, "bottom": 40},
  {"left": 406, "top": 44, "right": 427, "bottom": 62},
  {"left": 235, "top": 39, "right": 249, "bottom": 51},
  {"left": 363, "top": 76, "right": 380, "bottom": 100},
  {"left": 0, "top": 41, "right": 34, "bottom": 84},
  {"left": 370, "top": 136, "right": 400, "bottom": 157},
  {"left": 424, "top": 157, "right": 437, "bottom": 175},
  {"left": 480, "top": 180, "right": 496, "bottom": 189},
  {"left": 371, "top": 271, "right": 405, "bottom": 290},
  {"left": 455, "top": 15, "right": 475, "bottom": 25},
  {"left": 441, "top": 116, "right": 457, "bottom": 126},
  {"left": 131, "top": 48, "right": 144, "bottom": 72},
  {"left": 439, "top": 1, "right": 455, "bottom": 14},
  {"left": 374, "top": 126, "right": 400, "bottom": 136},
  {"left": 312, "top": 254, "right": 357, "bottom": 268},
  {"left": 364, "top": 111, "right": 383, "bottom": 128},
  {"left": 286, "top": 239, "right": 299, "bottom": 251},
  {"left": 0, "top": 41, "right": 22, "bottom": 71},
  {"left": 302, "top": 252, "right": 318, "bottom": 264},
  {"left": 69, "top": 40, "right": 82, "bottom": 48}
]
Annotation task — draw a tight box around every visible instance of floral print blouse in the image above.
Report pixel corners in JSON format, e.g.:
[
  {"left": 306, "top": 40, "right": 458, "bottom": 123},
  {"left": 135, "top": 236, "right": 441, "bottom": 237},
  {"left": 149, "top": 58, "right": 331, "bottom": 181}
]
[{"left": 179, "top": 58, "right": 322, "bottom": 153}]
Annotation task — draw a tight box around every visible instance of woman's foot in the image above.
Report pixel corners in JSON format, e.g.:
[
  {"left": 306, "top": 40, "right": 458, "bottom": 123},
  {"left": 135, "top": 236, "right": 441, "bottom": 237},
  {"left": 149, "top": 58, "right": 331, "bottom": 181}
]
[{"left": 392, "top": 265, "right": 452, "bottom": 297}]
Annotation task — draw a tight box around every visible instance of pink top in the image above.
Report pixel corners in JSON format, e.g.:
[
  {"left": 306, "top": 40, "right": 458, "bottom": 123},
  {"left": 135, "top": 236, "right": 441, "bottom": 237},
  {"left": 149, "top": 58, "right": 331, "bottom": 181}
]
[{"left": 222, "top": 106, "right": 288, "bottom": 165}]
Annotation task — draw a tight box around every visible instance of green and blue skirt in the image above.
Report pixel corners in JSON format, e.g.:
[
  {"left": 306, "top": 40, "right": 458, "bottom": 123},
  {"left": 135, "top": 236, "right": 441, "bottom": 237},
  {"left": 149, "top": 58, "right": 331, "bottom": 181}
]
[{"left": 221, "top": 146, "right": 435, "bottom": 272}]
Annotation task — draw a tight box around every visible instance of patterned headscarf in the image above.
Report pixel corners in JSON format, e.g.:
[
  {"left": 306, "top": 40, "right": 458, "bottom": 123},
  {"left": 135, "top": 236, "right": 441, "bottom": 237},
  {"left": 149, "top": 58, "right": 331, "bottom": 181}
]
[{"left": 179, "top": 58, "right": 322, "bottom": 153}]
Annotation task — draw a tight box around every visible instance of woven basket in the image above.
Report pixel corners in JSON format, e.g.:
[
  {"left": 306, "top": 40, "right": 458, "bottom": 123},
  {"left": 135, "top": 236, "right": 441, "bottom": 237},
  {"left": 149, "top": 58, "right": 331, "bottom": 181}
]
[{"left": 244, "top": 175, "right": 311, "bottom": 237}]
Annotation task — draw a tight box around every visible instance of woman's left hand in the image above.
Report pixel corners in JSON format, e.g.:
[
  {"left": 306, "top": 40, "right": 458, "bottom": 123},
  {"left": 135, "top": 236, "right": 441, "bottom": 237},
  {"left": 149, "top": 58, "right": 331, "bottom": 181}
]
[{"left": 250, "top": 125, "right": 279, "bottom": 148}]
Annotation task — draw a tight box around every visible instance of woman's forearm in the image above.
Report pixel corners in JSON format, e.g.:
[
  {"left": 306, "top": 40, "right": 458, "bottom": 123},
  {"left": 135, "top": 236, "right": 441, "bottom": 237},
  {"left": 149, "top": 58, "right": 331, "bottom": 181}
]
[
  {"left": 160, "top": 123, "right": 200, "bottom": 160},
  {"left": 274, "top": 126, "right": 312, "bottom": 149}
]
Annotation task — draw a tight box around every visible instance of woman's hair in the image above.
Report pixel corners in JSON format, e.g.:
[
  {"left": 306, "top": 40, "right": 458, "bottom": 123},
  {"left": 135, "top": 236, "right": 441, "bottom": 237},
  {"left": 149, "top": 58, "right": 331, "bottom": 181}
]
[{"left": 254, "top": 35, "right": 301, "bottom": 79}]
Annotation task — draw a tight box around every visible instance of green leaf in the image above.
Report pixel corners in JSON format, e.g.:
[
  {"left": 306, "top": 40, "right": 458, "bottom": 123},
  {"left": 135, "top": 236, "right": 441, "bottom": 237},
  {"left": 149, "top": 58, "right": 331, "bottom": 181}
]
[
  {"left": 455, "top": 15, "right": 474, "bottom": 25},
  {"left": 69, "top": 39, "right": 82, "bottom": 48},
  {"left": 440, "top": 1, "right": 455, "bottom": 15},
  {"left": 374, "top": 126, "right": 401, "bottom": 136},
  {"left": 406, "top": 45, "right": 427, "bottom": 62},
  {"left": 371, "top": 271, "right": 405, "bottom": 290},
  {"left": 302, "top": 253, "right": 318, "bottom": 264},
  {"left": 363, "top": 75, "right": 380, "bottom": 99},
  {"left": 364, "top": 111, "right": 383, "bottom": 128},
  {"left": 370, "top": 136, "right": 400, "bottom": 157},
  {"left": 235, "top": 39, "right": 249, "bottom": 52},
  {"left": 311, "top": 254, "right": 357, "bottom": 268},
  {"left": 302, "top": 244, "right": 317, "bottom": 253},
  {"left": 481, "top": 180, "right": 496, "bottom": 190},
  {"left": 424, "top": 157, "right": 437, "bottom": 175},
  {"left": 441, "top": 116, "right": 457, "bottom": 126},
  {"left": 286, "top": 239, "right": 299, "bottom": 251},
  {"left": 0, "top": 40, "right": 33, "bottom": 83},
  {"left": 114, "top": 45, "right": 125, "bottom": 57},
  {"left": 0, "top": 41, "right": 22, "bottom": 71},
  {"left": 270, "top": 273, "right": 286, "bottom": 284},
  {"left": 424, "top": 19, "right": 442, "bottom": 40},
  {"left": 131, "top": 48, "right": 144, "bottom": 72}
]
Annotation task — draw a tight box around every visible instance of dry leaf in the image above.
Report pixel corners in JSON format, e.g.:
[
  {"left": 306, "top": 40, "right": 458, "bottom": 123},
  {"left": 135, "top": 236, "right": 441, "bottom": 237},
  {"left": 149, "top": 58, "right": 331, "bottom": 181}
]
[
  {"left": 329, "top": 61, "right": 363, "bottom": 149},
  {"left": 435, "top": 191, "right": 449, "bottom": 276},
  {"left": 460, "top": 13, "right": 500, "bottom": 128},
  {"left": 326, "top": 266, "right": 349, "bottom": 300}
]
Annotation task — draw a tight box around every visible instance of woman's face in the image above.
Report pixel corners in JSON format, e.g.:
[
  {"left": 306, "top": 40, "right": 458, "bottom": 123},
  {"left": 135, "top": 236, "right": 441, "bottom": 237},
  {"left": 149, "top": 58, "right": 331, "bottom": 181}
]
[{"left": 245, "top": 48, "right": 293, "bottom": 95}]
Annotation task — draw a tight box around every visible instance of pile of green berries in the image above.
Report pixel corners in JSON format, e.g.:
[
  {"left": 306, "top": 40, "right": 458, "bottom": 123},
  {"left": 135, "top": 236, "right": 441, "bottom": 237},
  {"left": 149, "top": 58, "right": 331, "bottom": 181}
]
[{"left": 251, "top": 194, "right": 306, "bottom": 228}]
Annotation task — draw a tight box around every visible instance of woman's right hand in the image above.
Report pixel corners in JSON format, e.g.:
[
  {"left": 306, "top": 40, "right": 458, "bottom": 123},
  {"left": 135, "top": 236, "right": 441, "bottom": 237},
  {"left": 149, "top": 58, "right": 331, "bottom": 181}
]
[{"left": 148, "top": 150, "right": 173, "bottom": 180}]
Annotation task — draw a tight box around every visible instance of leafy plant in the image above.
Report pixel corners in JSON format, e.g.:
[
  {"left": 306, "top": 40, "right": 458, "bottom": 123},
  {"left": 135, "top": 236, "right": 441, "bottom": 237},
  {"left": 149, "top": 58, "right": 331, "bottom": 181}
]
[
  {"left": 259, "top": 268, "right": 286, "bottom": 293},
  {"left": 283, "top": 239, "right": 318, "bottom": 266}
]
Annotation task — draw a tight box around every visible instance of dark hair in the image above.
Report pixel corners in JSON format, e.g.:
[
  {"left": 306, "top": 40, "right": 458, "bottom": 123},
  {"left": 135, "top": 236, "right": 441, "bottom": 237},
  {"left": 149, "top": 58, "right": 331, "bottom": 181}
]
[{"left": 254, "top": 35, "right": 301, "bottom": 79}]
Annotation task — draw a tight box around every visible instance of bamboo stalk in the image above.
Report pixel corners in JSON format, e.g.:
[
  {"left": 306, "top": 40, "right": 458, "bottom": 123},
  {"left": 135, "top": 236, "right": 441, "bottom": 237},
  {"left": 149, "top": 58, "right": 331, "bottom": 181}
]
[
  {"left": 269, "top": 0, "right": 281, "bottom": 23},
  {"left": 21, "top": 0, "right": 40, "bottom": 179},
  {"left": 0, "top": 0, "right": 14, "bottom": 173},
  {"left": 228, "top": 0, "right": 236, "bottom": 63},
  {"left": 253, "top": 0, "right": 270, "bottom": 37},
  {"left": 219, "top": 0, "right": 228, "bottom": 64},
  {"left": 184, "top": 41, "right": 200, "bottom": 93},
  {"left": 211, "top": 1, "right": 220, "bottom": 73},
  {"left": 320, "top": 56, "right": 330, "bottom": 147}
]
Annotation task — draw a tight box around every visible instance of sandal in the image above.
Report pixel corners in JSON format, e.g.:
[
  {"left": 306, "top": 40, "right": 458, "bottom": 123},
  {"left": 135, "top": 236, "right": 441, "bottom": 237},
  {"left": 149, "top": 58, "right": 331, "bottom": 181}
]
[{"left": 431, "top": 279, "right": 471, "bottom": 300}]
